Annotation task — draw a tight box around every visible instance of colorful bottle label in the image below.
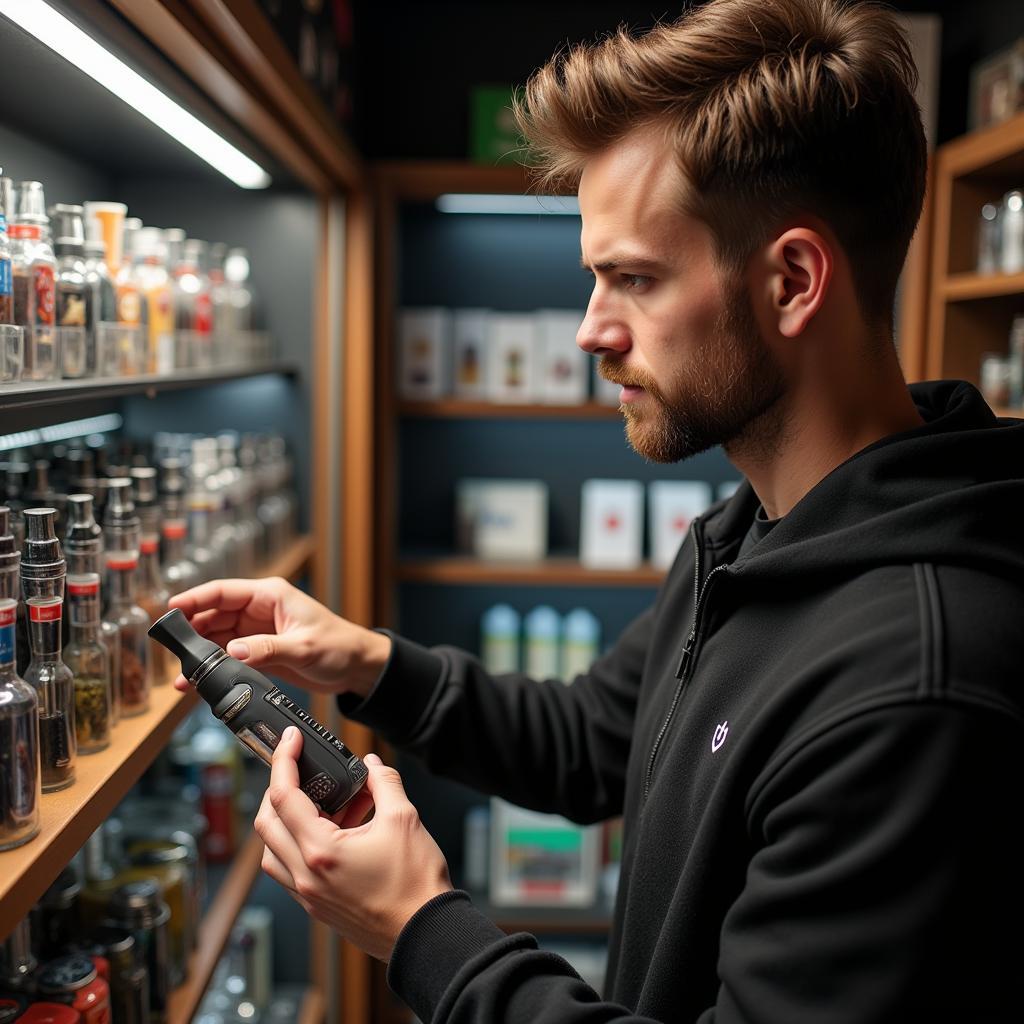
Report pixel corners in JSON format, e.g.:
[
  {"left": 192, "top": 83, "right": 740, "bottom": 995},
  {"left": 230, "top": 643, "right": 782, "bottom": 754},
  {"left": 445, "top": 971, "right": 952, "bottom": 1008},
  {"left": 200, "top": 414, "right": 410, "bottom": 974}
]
[
  {"left": 146, "top": 283, "right": 174, "bottom": 373},
  {"left": 116, "top": 283, "right": 143, "bottom": 326},
  {"left": 0, "top": 257, "right": 11, "bottom": 298},
  {"left": 194, "top": 292, "right": 213, "bottom": 335},
  {"left": 162, "top": 518, "right": 188, "bottom": 541},
  {"left": 140, "top": 537, "right": 160, "bottom": 555},
  {"left": 58, "top": 281, "right": 90, "bottom": 327},
  {"left": 33, "top": 264, "right": 55, "bottom": 326},
  {"left": 29, "top": 599, "right": 63, "bottom": 623},
  {"left": 0, "top": 599, "right": 16, "bottom": 664},
  {"left": 106, "top": 557, "right": 138, "bottom": 573},
  {"left": 68, "top": 574, "right": 101, "bottom": 628}
]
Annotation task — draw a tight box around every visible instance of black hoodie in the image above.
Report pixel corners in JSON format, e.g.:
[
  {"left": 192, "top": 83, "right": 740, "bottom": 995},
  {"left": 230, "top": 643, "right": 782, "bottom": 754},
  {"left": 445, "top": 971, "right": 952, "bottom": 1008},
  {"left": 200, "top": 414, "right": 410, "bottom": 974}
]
[{"left": 339, "top": 380, "right": 1024, "bottom": 1023}]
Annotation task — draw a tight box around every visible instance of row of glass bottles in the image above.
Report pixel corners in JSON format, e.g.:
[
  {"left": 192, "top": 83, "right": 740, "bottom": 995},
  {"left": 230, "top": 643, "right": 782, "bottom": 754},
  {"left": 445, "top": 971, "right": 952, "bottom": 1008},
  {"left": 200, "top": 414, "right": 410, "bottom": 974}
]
[{"left": 0, "top": 171, "right": 260, "bottom": 384}]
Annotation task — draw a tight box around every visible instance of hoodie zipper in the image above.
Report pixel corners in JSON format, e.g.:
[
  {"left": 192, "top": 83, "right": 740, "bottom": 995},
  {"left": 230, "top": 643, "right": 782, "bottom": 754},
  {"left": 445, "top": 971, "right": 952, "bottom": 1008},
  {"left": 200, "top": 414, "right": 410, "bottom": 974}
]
[{"left": 641, "top": 520, "right": 730, "bottom": 805}]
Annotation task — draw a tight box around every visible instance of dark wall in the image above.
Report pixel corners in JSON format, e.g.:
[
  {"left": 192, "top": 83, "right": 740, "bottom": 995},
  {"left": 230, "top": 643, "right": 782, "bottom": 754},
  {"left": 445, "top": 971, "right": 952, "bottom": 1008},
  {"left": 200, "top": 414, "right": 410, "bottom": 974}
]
[{"left": 352, "top": 0, "right": 1024, "bottom": 158}]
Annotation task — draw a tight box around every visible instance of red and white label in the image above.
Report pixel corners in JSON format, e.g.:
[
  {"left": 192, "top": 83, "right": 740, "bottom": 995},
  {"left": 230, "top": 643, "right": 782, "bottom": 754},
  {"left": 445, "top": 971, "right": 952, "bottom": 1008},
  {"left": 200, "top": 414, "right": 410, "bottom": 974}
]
[
  {"left": 140, "top": 538, "right": 159, "bottom": 554},
  {"left": 29, "top": 600, "right": 62, "bottom": 622},
  {"left": 107, "top": 558, "right": 138, "bottom": 572},
  {"left": 163, "top": 521, "right": 187, "bottom": 540},
  {"left": 0, "top": 604, "right": 16, "bottom": 627},
  {"left": 68, "top": 580, "right": 100, "bottom": 597}
]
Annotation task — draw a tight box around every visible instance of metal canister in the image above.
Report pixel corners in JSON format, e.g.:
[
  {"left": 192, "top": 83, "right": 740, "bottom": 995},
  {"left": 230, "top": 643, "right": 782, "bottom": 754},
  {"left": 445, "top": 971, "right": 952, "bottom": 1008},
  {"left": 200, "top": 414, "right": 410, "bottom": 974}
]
[
  {"left": 36, "top": 955, "right": 110, "bottom": 1024},
  {"left": 34, "top": 869, "right": 81, "bottom": 961},
  {"left": 85, "top": 928, "right": 148, "bottom": 1024},
  {"left": 104, "top": 883, "right": 169, "bottom": 1024}
]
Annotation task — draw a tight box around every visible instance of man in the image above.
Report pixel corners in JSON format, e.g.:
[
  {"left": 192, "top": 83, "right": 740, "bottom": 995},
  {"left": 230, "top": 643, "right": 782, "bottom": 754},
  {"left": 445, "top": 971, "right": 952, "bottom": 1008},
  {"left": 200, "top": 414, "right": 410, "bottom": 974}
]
[{"left": 172, "top": 0, "right": 1024, "bottom": 1019}]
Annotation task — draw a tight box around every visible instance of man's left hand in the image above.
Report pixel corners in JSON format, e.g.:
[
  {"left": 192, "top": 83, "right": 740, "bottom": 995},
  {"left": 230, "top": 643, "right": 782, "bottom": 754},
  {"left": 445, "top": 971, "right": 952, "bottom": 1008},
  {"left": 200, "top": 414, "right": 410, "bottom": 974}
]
[{"left": 255, "top": 727, "right": 454, "bottom": 962}]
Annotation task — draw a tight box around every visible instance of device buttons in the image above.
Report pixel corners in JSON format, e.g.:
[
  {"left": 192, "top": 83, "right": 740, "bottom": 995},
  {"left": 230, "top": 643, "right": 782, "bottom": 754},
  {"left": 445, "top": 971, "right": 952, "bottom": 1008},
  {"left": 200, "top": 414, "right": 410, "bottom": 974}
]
[{"left": 301, "top": 772, "right": 337, "bottom": 804}]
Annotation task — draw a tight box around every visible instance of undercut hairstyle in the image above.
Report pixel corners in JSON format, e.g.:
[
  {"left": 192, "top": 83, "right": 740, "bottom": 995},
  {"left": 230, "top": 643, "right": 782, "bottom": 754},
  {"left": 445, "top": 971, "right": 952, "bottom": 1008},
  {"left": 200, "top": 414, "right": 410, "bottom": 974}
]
[{"left": 515, "top": 0, "right": 928, "bottom": 332}]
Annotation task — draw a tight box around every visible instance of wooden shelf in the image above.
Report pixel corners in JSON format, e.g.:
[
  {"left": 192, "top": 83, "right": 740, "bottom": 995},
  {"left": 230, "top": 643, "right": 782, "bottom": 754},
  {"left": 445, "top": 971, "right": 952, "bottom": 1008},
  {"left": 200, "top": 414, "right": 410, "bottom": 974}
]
[
  {"left": 942, "top": 272, "right": 1024, "bottom": 301},
  {"left": 166, "top": 830, "right": 265, "bottom": 1024},
  {"left": 398, "top": 556, "right": 663, "bottom": 587},
  {"left": 298, "top": 987, "right": 327, "bottom": 1024},
  {"left": 399, "top": 400, "right": 621, "bottom": 420},
  {"left": 376, "top": 161, "right": 531, "bottom": 201},
  {"left": 0, "top": 535, "right": 313, "bottom": 941}
]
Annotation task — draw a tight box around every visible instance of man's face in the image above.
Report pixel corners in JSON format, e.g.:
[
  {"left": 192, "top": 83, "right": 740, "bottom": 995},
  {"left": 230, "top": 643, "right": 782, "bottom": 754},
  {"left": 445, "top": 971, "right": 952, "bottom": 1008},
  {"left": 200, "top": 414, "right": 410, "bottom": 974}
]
[{"left": 577, "top": 130, "right": 786, "bottom": 463}]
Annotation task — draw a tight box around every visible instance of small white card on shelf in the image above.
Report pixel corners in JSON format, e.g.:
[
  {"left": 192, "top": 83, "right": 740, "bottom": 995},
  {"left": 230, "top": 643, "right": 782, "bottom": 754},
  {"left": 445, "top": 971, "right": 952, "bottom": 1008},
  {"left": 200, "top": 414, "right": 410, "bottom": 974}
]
[
  {"left": 452, "top": 309, "right": 490, "bottom": 400},
  {"left": 398, "top": 307, "right": 451, "bottom": 400},
  {"left": 487, "top": 313, "right": 539, "bottom": 403},
  {"left": 648, "top": 481, "right": 714, "bottom": 569},
  {"left": 592, "top": 358, "right": 621, "bottom": 406},
  {"left": 457, "top": 478, "right": 548, "bottom": 561},
  {"left": 579, "top": 479, "right": 644, "bottom": 569},
  {"left": 536, "top": 310, "right": 586, "bottom": 404}
]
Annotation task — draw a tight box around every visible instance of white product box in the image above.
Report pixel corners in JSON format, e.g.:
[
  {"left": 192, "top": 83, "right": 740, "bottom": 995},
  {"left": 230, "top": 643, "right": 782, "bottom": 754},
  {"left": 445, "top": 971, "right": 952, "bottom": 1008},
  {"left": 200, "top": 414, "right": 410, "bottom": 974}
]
[
  {"left": 648, "top": 481, "right": 714, "bottom": 570},
  {"left": 487, "top": 313, "right": 539, "bottom": 403},
  {"left": 489, "top": 798, "right": 601, "bottom": 907},
  {"left": 592, "top": 358, "right": 621, "bottom": 406},
  {"left": 579, "top": 479, "right": 644, "bottom": 569},
  {"left": 536, "top": 309, "right": 587, "bottom": 404},
  {"left": 398, "top": 307, "right": 452, "bottom": 400},
  {"left": 718, "top": 479, "right": 743, "bottom": 502},
  {"left": 457, "top": 478, "right": 548, "bottom": 561},
  {"left": 452, "top": 308, "right": 490, "bottom": 400}
]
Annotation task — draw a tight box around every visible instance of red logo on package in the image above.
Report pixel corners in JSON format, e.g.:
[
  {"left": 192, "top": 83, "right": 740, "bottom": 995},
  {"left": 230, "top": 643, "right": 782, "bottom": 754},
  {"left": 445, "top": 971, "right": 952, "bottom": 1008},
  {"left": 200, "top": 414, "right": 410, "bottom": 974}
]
[
  {"left": 34, "top": 264, "right": 55, "bottom": 325},
  {"left": 68, "top": 580, "right": 100, "bottom": 597},
  {"left": 202, "top": 762, "right": 236, "bottom": 862},
  {"left": 140, "top": 539, "right": 159, "bottom": 554},
  {"left": 107, "top": 558, "right": 138, "bottom": 572},
  {"left": 195, "top": 293, "right": 213, "bottom": 334},
  {"left": 0, "top": 606, "right": 15, "bottom": 627},
  {"left": 163, "top": 520, "right": 187, "bottom": 540},
  {"left": 29, "top": 601, "right": 62, "bottom": 622}
]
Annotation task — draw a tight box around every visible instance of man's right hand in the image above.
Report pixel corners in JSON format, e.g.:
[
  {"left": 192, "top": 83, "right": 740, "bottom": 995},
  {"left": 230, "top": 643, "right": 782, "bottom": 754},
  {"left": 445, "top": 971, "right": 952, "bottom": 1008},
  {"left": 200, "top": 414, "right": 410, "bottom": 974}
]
[{"left": 167, "top": 577, "right": 392, "bottom": 700}]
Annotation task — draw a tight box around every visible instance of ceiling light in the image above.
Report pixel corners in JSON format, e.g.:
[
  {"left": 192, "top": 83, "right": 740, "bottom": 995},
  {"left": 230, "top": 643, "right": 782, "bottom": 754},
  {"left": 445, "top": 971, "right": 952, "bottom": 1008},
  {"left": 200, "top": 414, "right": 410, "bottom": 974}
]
[
  {"left": 436, "top": 194, "right": 580, "bottom": 215},
  {"left": 0, "top": 0, "right": 272, "bottom": 189}
]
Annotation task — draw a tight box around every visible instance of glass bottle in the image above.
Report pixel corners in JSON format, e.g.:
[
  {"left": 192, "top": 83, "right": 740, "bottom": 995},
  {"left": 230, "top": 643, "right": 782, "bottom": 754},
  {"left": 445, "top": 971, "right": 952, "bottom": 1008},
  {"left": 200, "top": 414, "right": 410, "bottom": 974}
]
[
  {"left": 186, "top": 440, "right": 225, "bottom": 583},
  {"left": 130, "top": 467, "right": 170, "bottom": 684},
  {"left": 104, "top": 479, "right": 151, "bottom": 717},
  {"left": 52, "top": 204, "right": 92, "bottom": 379},
  {"left": 21, "top": 507, "right": 76, "bottom": 793},
  {"left": 82, "top": 221, "right": 118, "bottom": 381},
  {"left": 0, "top": 175, "right": 13, "bottom": 325},
  {"left": 0, "top": 506, "right": 41, "bottom": 851},
  {"left": 64, "top": 497, "right": 112, "bottom": 754},
  {"left": 0, "top": 917, "right": 38, "bottom": 991},
  {"left": 224, "top": 247, "right": 253, "bottom": 364},
  {"left": 208, "top": 242, "right": 229, "bottom": 366},
  {"left": 10, "top": 182, "right": 57, "bottom": 381},
  {"left": 215, "top": 433, "right": 251, "bottom": 576},
  {"left": 173, "top": 239, "right": 213, "bottom": 370},
  {"left": 133, "top": 227, "right": 174, "bottom": 375},
  {"left": 158, "top": 458, "right": 200, "bottom": 596}
]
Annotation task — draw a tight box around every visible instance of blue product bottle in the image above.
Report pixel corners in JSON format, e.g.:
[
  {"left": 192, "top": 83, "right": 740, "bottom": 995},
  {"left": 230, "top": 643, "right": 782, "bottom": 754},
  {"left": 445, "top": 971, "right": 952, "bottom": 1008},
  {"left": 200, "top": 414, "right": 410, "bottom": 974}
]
[
  {"left": 562, "top": 608, "right": 601, "bottom": 682},
  {"left": 524, "top": 604, "right": 561, "bottom": 680},
  {"left": 481, "top": 603, "right": 520, "bottom": 674}
]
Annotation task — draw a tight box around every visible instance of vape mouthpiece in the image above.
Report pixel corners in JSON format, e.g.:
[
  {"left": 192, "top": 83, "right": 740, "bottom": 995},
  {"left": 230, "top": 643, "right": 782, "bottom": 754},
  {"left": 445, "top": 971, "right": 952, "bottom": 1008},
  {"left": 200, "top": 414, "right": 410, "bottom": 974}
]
[
  {"left": 105, "top": 478, "right": 137, "bottom": 525},
  {"left": 149, "top": 608, "right": 222, "bottom": 682},
  {"left": 130, "top": 468, "right": 158, "bottom": 507}
]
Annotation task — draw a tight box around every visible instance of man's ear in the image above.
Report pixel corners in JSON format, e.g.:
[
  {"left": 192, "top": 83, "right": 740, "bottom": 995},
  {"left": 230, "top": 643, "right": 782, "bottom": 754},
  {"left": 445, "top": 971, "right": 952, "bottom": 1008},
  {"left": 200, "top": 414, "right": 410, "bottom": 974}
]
[{"left": 762, "top": 228, "right": 833, "bottom": 338}]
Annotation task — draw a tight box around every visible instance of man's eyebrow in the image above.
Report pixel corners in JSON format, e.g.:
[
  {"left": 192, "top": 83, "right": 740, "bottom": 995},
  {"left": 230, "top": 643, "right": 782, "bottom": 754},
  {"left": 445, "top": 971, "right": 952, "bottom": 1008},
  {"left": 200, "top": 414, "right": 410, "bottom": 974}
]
[{"left": 580, "top": 254, "right": 667, "bottom": 273}]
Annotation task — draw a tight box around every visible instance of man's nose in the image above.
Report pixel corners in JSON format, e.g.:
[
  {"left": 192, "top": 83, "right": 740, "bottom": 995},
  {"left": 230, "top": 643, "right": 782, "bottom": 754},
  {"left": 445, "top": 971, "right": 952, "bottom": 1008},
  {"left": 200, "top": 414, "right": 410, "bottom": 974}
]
[{"left": 577, "top": 307, "right": 631, "bottom": 356}]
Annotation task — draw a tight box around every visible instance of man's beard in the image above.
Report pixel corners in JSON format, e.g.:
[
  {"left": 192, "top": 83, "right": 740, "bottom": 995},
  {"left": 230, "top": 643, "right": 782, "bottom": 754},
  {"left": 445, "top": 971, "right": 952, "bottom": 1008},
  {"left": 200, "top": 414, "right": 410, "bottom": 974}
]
[{"left": 598, "top": 284, "right": 786, "bottom": 464}]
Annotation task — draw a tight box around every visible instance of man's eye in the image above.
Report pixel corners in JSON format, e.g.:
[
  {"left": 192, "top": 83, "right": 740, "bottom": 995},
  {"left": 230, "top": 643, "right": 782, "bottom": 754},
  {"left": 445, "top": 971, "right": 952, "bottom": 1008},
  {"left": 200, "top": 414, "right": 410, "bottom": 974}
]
[{"left": 622, "top": 274, "right": 652, "bottom": 291}]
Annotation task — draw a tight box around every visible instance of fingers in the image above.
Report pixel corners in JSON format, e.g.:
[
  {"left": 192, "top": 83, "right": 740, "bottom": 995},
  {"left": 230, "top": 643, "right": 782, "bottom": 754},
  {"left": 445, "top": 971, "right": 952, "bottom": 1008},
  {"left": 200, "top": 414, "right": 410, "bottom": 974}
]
[
  {"left": 267, "top": 727, "right": 331, "bottom": 848},
  {"left": 169, "top": 578, "right": 278, "bottom": 619},
  {"left": 227, "top": 633, "right": 288, "bottom": 670},
  {"left": 361, "top": 753, "right": 412, "bottom": 818},
  {"left": 172, "top": 674, "right": 190, "bottom": 693},
  {"left": 329, "top": 785, "right": 375, "bottom": 829}
]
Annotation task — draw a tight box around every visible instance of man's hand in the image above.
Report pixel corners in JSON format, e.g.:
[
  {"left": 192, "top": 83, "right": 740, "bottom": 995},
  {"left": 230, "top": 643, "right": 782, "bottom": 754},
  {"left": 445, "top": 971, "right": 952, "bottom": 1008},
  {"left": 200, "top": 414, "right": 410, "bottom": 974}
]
[
  {"left": 167, "top": 577, "right": 391, "bottom": 699},
  {"left": 255, "top": 728, "right": 454, "bottom": 962}
]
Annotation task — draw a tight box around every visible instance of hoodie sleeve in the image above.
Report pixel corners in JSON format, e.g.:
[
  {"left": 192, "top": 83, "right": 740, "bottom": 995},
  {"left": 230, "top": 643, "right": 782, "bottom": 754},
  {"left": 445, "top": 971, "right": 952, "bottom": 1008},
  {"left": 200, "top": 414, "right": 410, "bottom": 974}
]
[{"left": 337, "top": 604, "right": 654, "bottom": 824}]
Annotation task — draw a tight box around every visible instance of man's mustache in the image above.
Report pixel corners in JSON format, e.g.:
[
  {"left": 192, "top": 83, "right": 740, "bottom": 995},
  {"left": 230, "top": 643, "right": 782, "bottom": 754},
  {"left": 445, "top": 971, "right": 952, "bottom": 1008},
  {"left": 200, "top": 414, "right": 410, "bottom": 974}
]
[{"left": 598, "top": 357, "right": 658, "bottom": 393}]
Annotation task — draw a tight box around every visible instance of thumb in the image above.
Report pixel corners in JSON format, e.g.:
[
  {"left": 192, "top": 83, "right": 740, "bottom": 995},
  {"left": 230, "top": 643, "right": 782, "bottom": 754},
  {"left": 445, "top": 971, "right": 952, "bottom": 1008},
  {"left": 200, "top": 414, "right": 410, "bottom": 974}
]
[
  {"left": 227, "top": 633, "right": 290, "bottom": 668},
  {"left": 363, "top": 753, "right": 410, "bottom": 813}
]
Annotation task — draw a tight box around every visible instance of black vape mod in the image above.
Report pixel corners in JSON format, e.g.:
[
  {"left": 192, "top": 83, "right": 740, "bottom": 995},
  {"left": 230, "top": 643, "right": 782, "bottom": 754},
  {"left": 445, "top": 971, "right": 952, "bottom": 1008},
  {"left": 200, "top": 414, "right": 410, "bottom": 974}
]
[{"left": 149, "top": 608, "right": 367, "bottom": 814}]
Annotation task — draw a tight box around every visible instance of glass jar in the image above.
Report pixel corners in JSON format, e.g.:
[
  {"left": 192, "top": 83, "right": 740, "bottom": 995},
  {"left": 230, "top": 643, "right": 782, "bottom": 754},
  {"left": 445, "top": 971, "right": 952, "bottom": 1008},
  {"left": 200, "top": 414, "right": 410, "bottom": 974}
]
[
  {"left": 129, "top": 469, "right": 170, "bottom": 686},
  {"left": 105, "top": 881, "right": 170, "bottom": 1024},
  {"left": 34, "top": 868, "right": 81, "bottom": 961},
  {"left": 36, "top": 956, "right": 110, "bottom": 1024},
  {"left": 83, "top": 927, "right": 148, "bottom": 1024}
]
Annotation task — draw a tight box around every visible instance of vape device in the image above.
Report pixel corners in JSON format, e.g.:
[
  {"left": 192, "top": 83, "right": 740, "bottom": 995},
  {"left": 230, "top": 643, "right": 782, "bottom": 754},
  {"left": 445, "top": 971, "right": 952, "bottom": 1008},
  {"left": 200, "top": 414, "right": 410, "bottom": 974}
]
[{"left": 149, "top": 608, "right": 367, "bottom": 814}]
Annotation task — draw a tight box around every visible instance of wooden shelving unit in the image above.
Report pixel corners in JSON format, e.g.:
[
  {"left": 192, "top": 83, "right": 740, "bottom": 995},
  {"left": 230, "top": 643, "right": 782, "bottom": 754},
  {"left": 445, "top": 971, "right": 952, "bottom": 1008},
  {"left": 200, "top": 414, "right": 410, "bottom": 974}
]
[
  {"left": 398, "top": 556, "right": 663, "bottom": 588},
  {"left": 0, "top": 534, "right": 312, "bottom": 940},
  {"left": 925, "top": 110, "right": 1024, "bottom": 384},
  {"left": 299, "top": 986, "right": 328, "bottom": 1024}
]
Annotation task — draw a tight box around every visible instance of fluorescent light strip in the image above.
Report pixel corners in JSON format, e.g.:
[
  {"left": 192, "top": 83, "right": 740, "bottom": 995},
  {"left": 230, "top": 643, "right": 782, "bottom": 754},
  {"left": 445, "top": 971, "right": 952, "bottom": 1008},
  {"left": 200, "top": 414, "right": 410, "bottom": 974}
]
[
  {"left": 0, "top": 413, "right": 122, "bottom": 452},
  {"left": 0, "top": 0, "right": 271, "bottom": 190},
  {"left": 436, "top": 194, "right": 580, "bottom": 216}
]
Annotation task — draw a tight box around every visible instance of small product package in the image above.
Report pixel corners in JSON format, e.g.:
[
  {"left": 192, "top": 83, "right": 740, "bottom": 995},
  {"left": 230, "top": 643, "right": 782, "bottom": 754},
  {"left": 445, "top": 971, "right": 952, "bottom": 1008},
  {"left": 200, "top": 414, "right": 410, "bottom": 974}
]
[
  {"left": 648, "top": 481, "right": 714, "bottom": 570},
  {"left": 398, "top": 307, "right": 452, "bottom": 400},
  {"left": 457, "top": 478, "right": 548, "bottom": 561},
  {"left": 579, "top": 479, "right": 644, "bottom": 569},
  {"left": 487, "top": 313, "right": 538, "bottom": 403},
  {"left": 536, "top": 309, "right": 587, "bottom": 403},
  {"left": 452, "top": 308, "right": 490, "bottom": 399}
]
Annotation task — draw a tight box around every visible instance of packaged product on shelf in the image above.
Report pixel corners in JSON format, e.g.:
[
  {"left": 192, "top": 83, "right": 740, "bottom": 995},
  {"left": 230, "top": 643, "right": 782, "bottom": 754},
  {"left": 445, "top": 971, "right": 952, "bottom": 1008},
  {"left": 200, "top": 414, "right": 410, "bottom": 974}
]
[
  {"left": 487, "top": 313, "right": 539, "bottom": 403},
  {"left": 0, "top": 918, "right": 37, "bottom": 992},
  {"left": 170, "top": 239, "right": 213, "bottom": 371},
  {"left": 561, "top": 608, "right": 601, "bottom": 683},
  {"left": 536, "top": 309, "right": 587, "bottom": 404},
  {"left": 36, "top": 954, "right": 111, "bottom": 1023},
  {"left": 187, "top": 719, "right": 241, "bottom": 863},
  {"left": 0, "top": 175, "right": 14, "bottom": 325},
  {"left": 0, "top": 322, "right": 23, "bottom": 384},
  {"left": 232, "top": 906, "right": 273, "bottom": 1009},
  {"left": 105, "top": 880, "right": 170, "bottom": 1023},
  {"left": 64, "top": 496, "right": 113, "bottom": 754},
  {"left": 980, "top": 351, "right": 1014, "bottom": 408},
  {"left": 103, "top": 479, "right": 152, "bottom": 717},
  {"left": 83, "top": 926, "right": 149, "bottom": 1024},
  {"left": 579, "top": 479, "right": 644, "bottom": 570},
  {"left": 10, "top": 182, "right": 58, "bottom": 382},
  {"left": 130, "top": 467, "right": 170, "bottom": 683},
  {"left": 523, "top": 605, "right": 561, "bottom": 679},
  {"left": 0, "top": 507, "right": 41, "bottom": 852},
  {"left": 480, "top": 603, "right": 520, "bottom": 674},
  {"left": 398, "top": 307, "right": 452, "bottom": 400},
  {"left": 977, "top": 202, "right": 1001, "bottom": 274},
  {"left": 187, "top": 438, "right": 227, "bottom": 582},
  {"left": 224, "top": 247, "right": 254, "bottom": 363},
  {"left": 648, "top": 480, "right": 713, "bottom": 570},
  {"left": 452, "top": 308, "right": 490, "bottom": 400},
  {"left": 237, "top": 437, "right": 268, "bottom": 564},
  {"left": 157, "top": 458, "right": 200, "bottom": 596},
  {"left": 456, "top": 478, "right": 548, "bottom": 561},
  {"left": 81, "top": 210, "right": 118, "bottom": 360},
  {"left": 114, "top": 217, "right": 149, "bottom": 350},
  {"left": 51, "top": 205, "right": 92, "bottom": 380},
  {"left": 133, "top": 228, "right": 175, "bottom": 375},
  {"left": 21, "top": 507, "right": 76, "bottom": 793},
  {"left": 255, "top": 436, "right": 297, "bottom": 558},
  {"left": 1001, "top": 188, "right": 1024, "bottom": 274},
  {"left": 216, "top": 433, "right": 257, "bottom": 578},
  {"left": 208, "top": 242, "right": 232, "bottom": 364}
]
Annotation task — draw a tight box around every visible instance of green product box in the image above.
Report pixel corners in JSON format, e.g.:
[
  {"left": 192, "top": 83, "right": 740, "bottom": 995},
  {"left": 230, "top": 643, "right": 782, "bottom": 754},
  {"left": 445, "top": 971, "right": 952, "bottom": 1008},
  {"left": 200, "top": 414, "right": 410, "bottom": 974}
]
[{"left": 470, "top": 85, "right": 525, "bottom": 166}]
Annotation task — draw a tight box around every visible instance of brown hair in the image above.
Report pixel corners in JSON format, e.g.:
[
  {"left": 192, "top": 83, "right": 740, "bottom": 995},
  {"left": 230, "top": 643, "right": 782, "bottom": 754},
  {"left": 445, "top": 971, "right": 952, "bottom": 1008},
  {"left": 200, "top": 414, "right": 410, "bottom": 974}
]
[{"left": 515, "top": 0, "right": 927, "bottom": 330}]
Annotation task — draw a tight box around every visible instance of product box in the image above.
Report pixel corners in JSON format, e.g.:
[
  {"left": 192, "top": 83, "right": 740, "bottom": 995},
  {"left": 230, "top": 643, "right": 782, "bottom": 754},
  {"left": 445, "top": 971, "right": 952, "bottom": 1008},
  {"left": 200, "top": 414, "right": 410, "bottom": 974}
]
[
  {"left": 592, "top": 358, "right": 621, "bottom": 406},
  {"left": 456, "top": 478, "right": 548, "bottom": 561},
  {"left": 536, "top": 310, "right": 587, "bottom": 404},
  {"left": 452, "top": 308, "right": 490, "bottom": 399},
  {"left": 489, "top": 798, "right": 601, "bottom": 907},
  {"left": 487, "top": 313, "right": 539, "bottom": 403},
  {"left": 579, "top": 479, "right": 644, "bottom": 569},
  {"left": 398, "top": 307, "right": 452, "bottom": 400},
  {"left": 648, "top": 481, "right": 714, "bottom": 569}
]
